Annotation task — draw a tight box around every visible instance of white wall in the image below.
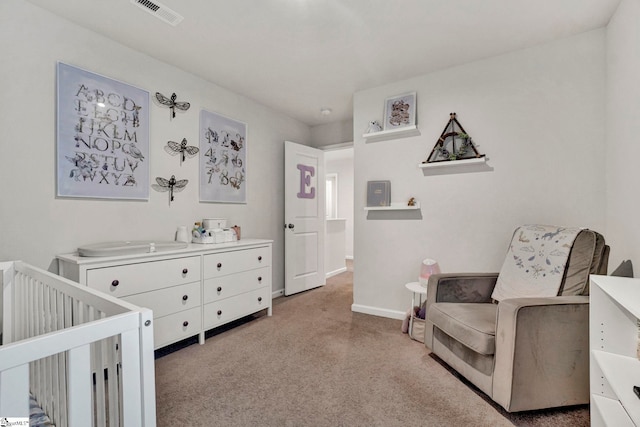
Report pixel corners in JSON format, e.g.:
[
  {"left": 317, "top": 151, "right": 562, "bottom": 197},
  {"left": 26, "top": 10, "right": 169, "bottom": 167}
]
[
  {"left": 353, "top": 30, "right": 607, "bottom": 318},
  {"left": 311, "top": 119, "right": 354, "bottom": 148},
  {"left": 0, "top": 0, "right": 311, "bottom": 294},
  {"left": 605, "top": 0, "right": 640, "bottom": 274}
]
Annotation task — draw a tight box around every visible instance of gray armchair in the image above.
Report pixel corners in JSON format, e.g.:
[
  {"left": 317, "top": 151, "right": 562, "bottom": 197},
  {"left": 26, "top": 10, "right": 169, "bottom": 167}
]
[{"left": 424, "top": 227, "right": 608, "bottom": 412}]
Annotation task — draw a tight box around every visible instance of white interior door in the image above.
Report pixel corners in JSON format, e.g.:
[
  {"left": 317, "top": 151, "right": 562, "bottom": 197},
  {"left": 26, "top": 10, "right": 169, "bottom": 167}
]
[{"left": 284, "top": 141, "right": 325, "bottom": 296}]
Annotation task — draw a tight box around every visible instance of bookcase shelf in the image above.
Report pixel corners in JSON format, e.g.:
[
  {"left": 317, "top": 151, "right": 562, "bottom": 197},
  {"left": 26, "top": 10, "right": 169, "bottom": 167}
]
[{"left": 590, "top": 275, "right": 640, "bottom": 426}]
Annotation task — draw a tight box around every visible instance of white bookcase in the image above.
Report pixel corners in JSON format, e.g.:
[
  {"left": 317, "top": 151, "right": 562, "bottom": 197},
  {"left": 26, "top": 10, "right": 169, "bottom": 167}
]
[{"left": 590, "top": 275, "right": 640, "bottom": 426}]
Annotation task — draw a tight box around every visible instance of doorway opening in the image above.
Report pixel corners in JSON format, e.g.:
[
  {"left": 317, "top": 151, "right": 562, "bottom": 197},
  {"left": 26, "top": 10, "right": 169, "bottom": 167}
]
[{"left": 323, "top": 144, "right": 354, "bottom": 277}]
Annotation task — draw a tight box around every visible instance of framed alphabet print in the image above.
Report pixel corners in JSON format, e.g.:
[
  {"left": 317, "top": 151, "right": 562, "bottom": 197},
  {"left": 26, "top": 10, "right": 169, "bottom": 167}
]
[
  {"left": 383, "top": 92, "right": 417, "bottom": 130},
  {"left": 199, "top": 109, "right": 247, "bottom": 203},
  {"left": 56, "top": 62, "right": 150, "bottom": 199}
]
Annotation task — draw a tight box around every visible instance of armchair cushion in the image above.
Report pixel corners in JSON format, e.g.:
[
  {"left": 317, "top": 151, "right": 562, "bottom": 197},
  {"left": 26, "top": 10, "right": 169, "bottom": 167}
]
[
  {"left": 428, "top": 303, "right": 497, "bottom": 355},
  {"left": 559, "top": 229, "right": 602, "bottom": 296},
  {"left": 492, "top": 225, "right": 582, "bottom": 301}
]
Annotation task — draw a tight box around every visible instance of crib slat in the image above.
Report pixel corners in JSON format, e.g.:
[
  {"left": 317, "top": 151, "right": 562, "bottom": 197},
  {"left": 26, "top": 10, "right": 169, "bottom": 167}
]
[
  {"left": 61, "top": 293, "right": 72, "bottom": 427},
  {"left": 68, "top": 343, "right": 92, "bottom": 427},
  {"left": 106, "top": 335, "right": 120, "bottom": 427},
  {"left": 94, "top": 335, "right": 107, "bottom": 427},
  {"left": 1, "top": 262, "right": 14, "bottom": 342},
  {"left": 139, "top": 309, "right": 157, "bottom": 426},
  {"left": 43, "top": 282, "right": 54, "bottom": 420},
  {"left": 50, "top": 288, "right": 61, "bottom": 425},
  {"left": 120, "top": 329, "right": 143, "bottom": 426}
]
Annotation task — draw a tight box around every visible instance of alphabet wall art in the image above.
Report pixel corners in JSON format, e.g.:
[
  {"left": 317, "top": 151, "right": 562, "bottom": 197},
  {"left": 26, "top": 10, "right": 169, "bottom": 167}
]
[
  {"left": 56, "top": 62, "right": 149, "bottom": 200},
  {"left": 199, "top": 109, "right": 247, "bottom": 203}
]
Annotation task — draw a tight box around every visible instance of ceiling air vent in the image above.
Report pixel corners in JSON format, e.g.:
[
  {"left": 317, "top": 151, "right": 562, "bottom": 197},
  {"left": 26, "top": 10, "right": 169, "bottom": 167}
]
[{"left": 131, "top": 0, "right": 184, "bottom": 26}]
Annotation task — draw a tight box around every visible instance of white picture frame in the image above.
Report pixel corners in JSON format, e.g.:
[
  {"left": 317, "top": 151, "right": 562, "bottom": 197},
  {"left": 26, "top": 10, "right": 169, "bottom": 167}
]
[
  {"left": 383, "top": 92, "right": 417, "bottom": 130},
  {"left": 199, "top": 109, "right": 247, "bottom": 203},
  {"left": 56, "top": 62, "right": 150, "bottom": 200}
]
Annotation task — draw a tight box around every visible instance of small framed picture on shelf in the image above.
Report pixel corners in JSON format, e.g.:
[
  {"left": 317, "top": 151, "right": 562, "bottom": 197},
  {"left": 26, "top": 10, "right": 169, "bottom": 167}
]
[
  {"left": 383, "top": 92, "right": 416, "bottom": 130},
  {"left": 367, "top": 180, "right": 391, "bottom": 207}
]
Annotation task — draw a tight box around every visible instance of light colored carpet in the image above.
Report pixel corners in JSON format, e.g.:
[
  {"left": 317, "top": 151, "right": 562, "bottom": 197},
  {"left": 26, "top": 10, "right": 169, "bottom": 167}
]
[{"left": 154, "top": 268, "right": 587, "bottom": 426}]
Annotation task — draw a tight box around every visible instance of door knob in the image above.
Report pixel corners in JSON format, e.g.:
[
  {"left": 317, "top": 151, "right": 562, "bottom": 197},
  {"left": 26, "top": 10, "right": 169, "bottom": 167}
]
[{"left": 286, "top": 223, "right": 294, "bottom": 229}]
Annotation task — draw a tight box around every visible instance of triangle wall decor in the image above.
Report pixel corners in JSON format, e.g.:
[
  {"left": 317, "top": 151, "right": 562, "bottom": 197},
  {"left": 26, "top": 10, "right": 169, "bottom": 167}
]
[{"left": 424, "top": 113, "right": 485, "bottom": 164}]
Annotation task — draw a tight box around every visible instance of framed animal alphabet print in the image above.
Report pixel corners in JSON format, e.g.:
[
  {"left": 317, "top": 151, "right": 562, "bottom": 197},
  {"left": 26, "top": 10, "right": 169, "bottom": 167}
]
[
  {"left": 199, "top": 109, "right": 247, "bottom": 203},
  {"left": 56, "top": 62, "right": 150, "bottom": 199},
  {"left": 383, "top": 92, "right": 417, "bottom": 130}
]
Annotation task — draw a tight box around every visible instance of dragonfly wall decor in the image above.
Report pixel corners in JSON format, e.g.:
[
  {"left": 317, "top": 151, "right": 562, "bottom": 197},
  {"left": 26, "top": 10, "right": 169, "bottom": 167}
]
[
  {"left": 166, "top": 138, "right": 199, "bottom": 164},
  {"left": 155, "top": 92, "right": 190, "bottom": 119},
  {"left": 153, "top": 175, "right": 188, "bottom": 204}
]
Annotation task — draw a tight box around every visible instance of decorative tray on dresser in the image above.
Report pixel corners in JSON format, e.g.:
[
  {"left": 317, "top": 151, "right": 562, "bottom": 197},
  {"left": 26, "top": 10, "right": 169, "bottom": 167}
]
[{"left": 57, "top": 239, "right": 272, "bottom": 350}]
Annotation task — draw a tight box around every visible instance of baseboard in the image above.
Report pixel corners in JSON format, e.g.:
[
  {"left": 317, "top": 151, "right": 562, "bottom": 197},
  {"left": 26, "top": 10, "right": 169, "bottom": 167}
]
[
  {"left": 326, "top": 267, "right": 347, "bottom": 279},
  {"left": 351, "top": 304, "right": 405, "bottom": 320},
  {"left": 272, "top": 289, "right": 284, "bottom": 299}
]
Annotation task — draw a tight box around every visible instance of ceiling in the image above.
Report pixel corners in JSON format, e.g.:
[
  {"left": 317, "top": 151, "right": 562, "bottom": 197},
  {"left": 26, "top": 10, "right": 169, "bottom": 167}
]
[{"left": 26, "top": 0, "right": 621, "bottom": 127}]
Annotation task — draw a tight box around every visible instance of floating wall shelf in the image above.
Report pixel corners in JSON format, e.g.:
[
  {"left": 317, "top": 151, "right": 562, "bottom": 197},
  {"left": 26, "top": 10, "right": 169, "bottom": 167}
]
[
  {"left": 363, "top": 125, "right": 420, "bottom": 143},
  {"left": 364, "top": 202, "right": 421, "bottom": 211},
  {"left": 418, "top": 157, "right": 486, "bottom": 170}
]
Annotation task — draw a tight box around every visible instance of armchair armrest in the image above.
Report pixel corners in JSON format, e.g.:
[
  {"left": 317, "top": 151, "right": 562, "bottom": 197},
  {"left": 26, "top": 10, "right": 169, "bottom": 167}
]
[
  {"left": 492, "top": 296, "right": 589, "bottom": 412},
  {"left": 427, "top": 273, "right": 499, "bottom": 304},
  {"left": 424, "top": 273, "right": 498, "bottom": 350}
]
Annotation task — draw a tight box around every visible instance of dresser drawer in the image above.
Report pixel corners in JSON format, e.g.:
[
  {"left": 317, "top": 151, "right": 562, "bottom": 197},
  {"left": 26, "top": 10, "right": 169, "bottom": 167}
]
[
  {"left": 203, "top": 267, "right": 271, "bottom": 304},
  {"left": 86, "top": 256, "right": 201, "bottom": 297},
  {"left": 122, "top": 282, "right": 201, "bottom": 318},
  {"left": 153, "top": 307, "right": 201, "bottom": 349},
  {"left": 203, "top": 247, "right": 271, "bottom": 278},
  {"left": 203, "top": 287, "right": 270, "bottom": 329}
]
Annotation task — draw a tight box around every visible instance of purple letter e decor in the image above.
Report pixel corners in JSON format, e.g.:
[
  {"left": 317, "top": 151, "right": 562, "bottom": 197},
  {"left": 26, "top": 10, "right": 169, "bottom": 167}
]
[{"left": 296, "top": 164, "right": 315, "bottom": 199}]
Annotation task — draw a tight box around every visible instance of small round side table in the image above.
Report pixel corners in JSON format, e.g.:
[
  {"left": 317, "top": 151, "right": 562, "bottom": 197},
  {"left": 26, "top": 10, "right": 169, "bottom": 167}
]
[{"left": 405, "top": 281, "right": 427, "bottom": 338}]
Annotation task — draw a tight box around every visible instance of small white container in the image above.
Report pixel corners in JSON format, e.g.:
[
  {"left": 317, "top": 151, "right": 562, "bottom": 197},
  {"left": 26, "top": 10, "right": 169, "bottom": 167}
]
[
  {"left": 176, "top": 226, "right": 189, "bottom": 243},
  {"left": 203, "top": 218, "right": 227, "bottom": 229},
  {"left": 212, "top": 229, "right": 226, "bottom": 243},
  {"left": 223, "top": 229, "right": 234, "bottom": 242}
]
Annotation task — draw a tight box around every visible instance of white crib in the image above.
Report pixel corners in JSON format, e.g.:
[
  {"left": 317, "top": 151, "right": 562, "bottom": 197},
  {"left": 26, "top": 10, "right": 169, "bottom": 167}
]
[{"left": 0, "top": 261, "right": 156, "bottom": 426}]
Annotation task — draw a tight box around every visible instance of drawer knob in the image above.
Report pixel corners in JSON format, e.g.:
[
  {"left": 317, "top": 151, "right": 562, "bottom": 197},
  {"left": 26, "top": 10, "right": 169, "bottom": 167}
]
[
  {"left": 258, "top": 276, "right": 262, "bottom": 282},
  {"left": 217, "top": 286, "right": 222, "bottom": 292},
  {"left": 183, "top": 321, "right": 189, "bottom": 327},
  {"left": 182, "top": 295, "right": 188, "bottom": 301},
  {"left": 258, "top": 256, "right": 263, "bottom": 261},
  {"left": 111, "top": 279, "right": 119, "bottom": 287},
  {"left": 258, "top": 297, "right": 262, "bottom": 302},
  {"left": 217, "top": 310, "right": 222, "bottom": 316},
  {"left": 182, "top": 268, "right": 188, "bottom": 274},
  {"left": 217, "top": 262, "right": 222, "bottom": 269}
]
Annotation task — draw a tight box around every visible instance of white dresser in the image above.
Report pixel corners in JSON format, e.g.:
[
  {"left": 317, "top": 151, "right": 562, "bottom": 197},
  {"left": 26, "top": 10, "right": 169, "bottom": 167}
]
[
  {"left": 590, "top": 275, "right": 640, "bottom": 426},
  {"left": 57, "top": 239, "right": 272, "bottom": 349}
]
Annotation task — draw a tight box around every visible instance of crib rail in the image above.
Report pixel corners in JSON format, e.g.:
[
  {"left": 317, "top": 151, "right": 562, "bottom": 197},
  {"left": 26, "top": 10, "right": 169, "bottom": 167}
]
[{"left": 0, "top": 261, "right": 156, "bottom": 426}]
